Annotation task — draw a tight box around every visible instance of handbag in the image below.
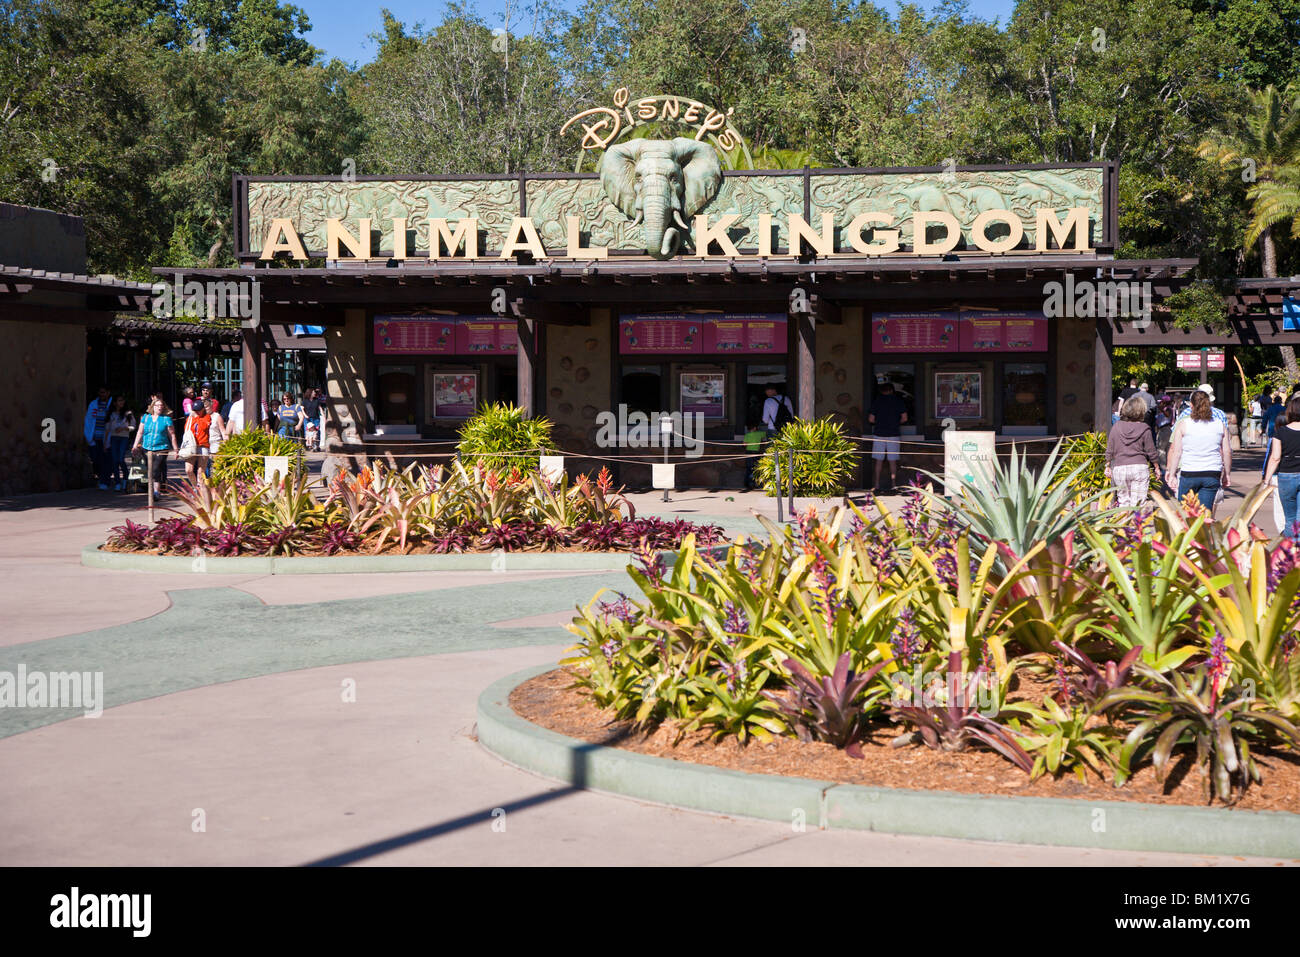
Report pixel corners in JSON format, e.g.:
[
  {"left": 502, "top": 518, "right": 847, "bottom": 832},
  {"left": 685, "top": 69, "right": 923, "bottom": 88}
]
[{"left": 179, "top": 418, "right": 197, "bottom": 460}]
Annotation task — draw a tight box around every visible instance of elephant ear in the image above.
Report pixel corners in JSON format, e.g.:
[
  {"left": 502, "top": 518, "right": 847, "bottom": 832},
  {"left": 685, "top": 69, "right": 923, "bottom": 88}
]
[
  {"left": 670, "top": 138, "right": 723, "bottom": 217},
  {"left": 598, "top": 140, "right": 645, "bottom": 218}
]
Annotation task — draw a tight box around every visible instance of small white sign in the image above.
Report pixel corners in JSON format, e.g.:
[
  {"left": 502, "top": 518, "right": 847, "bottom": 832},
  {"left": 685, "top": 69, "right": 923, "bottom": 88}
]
[
  {"left": 539, "top": 455, "right": 565, "bottom": 482},
  {"left": 652, "top": 463, "right": 676, "bottom": 490},
  {"left": 263, "top": 455, "right": 291, "bottom": 487},
  {"left": 943, "top": 430, "right": 996, "bottom": 497}
]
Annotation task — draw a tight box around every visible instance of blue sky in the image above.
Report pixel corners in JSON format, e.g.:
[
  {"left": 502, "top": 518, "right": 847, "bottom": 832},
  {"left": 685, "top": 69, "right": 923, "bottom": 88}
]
[{"left": 295, "top": 0, "right": 1018, "bottom": 65}]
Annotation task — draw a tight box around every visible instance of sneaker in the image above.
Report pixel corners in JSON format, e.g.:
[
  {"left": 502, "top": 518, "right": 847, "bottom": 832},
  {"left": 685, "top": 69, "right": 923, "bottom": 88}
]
[
  {"left": 98, "top": 482, "right": 109, "bottom": 490},
  {"left": 115, "top": 481, "right": 124, "bottom": 491}
]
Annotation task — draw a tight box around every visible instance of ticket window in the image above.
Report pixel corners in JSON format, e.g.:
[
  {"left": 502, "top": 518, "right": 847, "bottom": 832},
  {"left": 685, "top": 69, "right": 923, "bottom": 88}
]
[
  {"left": 1002, "top": 362, "right": 1049, "bottom": 434},
  {"left": 377, "top": 365, "right": 417, "bottom": 425},
  {"left": 621, "top": 364, "right": 665, "bottom": 414}
]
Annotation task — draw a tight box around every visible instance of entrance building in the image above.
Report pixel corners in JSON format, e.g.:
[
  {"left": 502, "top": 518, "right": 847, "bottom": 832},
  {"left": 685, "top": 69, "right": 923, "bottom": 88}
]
[{"left": 162, "top": 158, "right": 1197, "bottom": 485}]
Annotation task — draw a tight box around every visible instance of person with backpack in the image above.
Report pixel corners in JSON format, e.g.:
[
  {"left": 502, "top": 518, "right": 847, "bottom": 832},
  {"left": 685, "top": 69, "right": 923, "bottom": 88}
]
[{"left": 762, "top": 386, "right": 795, "bottom": 437}]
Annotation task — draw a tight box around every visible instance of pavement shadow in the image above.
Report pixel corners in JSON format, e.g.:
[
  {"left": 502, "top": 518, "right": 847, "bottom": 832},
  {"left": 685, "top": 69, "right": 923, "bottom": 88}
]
[{"left": 301, "top": 731, "right": 631, "bottom": 867}]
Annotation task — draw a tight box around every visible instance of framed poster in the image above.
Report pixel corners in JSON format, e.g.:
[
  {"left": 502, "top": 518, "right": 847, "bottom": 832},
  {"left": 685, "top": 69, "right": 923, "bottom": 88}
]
[
  {"left": 935, "top": 371, "right": 982, "bottom": 419},
  {"left": 432, "top": 371, "right": 477, "bottom": 418},
  {"left": 680, "top": 371, "right": 725, "bottom": 418}
]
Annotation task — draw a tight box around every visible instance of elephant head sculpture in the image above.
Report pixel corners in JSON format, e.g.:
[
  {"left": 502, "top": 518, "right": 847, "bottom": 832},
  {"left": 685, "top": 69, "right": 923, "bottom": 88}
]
[{"left": 598, "top": 137, "right": 723, "bottom": 259}]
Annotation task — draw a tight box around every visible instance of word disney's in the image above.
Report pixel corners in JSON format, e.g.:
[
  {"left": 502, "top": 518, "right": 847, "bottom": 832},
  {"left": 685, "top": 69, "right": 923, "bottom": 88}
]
[{"left": 258, "top": 207, "right": 1094, "bottom": 262}]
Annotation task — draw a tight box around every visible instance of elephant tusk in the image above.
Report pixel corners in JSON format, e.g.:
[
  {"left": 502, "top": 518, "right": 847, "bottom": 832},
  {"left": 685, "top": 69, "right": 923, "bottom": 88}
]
[
  {"left": 630, "top": 209, "right": 644, "bottom": 228},
  {"left": 672, "top": 208, "right": 691, "bottom": 234}
]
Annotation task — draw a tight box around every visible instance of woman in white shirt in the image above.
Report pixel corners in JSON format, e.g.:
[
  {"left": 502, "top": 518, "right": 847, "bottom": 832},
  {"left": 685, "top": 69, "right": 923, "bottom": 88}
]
[{"left": 1165, "top": 390, "right": 1231, "bottom": 515}]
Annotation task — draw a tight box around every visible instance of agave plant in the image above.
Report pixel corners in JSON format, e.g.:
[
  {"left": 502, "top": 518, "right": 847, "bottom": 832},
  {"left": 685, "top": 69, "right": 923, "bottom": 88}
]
[
  {"left": 920, "top": 440, "right": 1105, "bottom": 559},
  {"left": 763, "top": 653, "right": 893, "bottom": 757},
  {"left": 1098, "top": 664, "right": 1300, "bottom": 801}
]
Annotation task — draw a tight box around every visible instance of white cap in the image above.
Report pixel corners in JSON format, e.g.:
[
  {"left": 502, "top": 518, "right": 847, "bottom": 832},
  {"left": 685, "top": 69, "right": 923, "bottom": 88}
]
[{"left": 1196, "top": 383, "right": 1215, "bottom": 399}]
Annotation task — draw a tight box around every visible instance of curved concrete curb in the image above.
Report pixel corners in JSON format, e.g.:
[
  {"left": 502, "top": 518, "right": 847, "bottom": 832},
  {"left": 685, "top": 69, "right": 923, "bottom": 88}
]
[
  {"left": 82, "top": 542, "right": 728, "bottom": 575},
  {"left": 478, "top": 665, "right": 1300, "bottom": 858}
]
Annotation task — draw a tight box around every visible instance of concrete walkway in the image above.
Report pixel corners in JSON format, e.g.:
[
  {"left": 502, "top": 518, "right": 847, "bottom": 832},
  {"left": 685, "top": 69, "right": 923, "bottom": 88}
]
[{"left": 0, "top": 482, "right": 1294, "bottom": 866}]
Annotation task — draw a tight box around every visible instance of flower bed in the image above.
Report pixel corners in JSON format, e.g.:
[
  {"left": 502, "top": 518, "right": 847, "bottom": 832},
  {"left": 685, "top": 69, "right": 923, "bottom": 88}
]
[
  {"left": 103, "top": 461, "right": 724, "bottom": 557},
  {"left": 562, "top": 444, "right": 1300, "bottom": 806}
]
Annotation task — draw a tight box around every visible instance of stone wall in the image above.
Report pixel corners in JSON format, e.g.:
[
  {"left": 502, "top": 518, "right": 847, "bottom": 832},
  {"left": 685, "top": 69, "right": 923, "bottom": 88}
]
[
  {"left": 1054, "top": 315, "right": 1098, "bottom": 436},
  {"left": 323, "top": 308, "right": 370, "bottom": 471},
  {"left": 817, "top": 306, "right": 866, "bottom": 487},
  {"left": 544, "top": 308, "right": 612, "bottom": 462},
  {"left": 0, "top": 320, "right": 88, "bottom": 496}
]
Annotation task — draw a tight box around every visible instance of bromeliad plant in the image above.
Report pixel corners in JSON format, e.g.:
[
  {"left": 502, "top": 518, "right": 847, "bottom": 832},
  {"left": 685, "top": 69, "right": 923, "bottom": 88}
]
[
  {"left": 105, "top": 459, "right": 718, "bottom": 557},
  {"left": 1098, "top": 663, "right": 1300, "bottom": 802}
]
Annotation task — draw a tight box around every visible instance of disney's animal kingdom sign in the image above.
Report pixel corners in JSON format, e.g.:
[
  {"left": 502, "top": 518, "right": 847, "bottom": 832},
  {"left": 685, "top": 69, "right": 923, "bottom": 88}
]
[
  {"left": 240, "top": 161, "right": 1112, "bottom": 262},
  {"left": 559, "top": 87, "right": 752, "bottom": 170}
]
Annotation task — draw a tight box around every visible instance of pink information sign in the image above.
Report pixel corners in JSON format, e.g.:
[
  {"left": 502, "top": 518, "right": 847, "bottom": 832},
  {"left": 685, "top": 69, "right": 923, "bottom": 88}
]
[
  {"left": 959, "top": 309, "right": 1048, "bottom": 352},
  {"left": 454, "top": 317, "right": 518, "bottom": 355},
  {"left": 374, "top": 316, "right": 518, "bottom": 356},
  {"left": 871, "top": 312, "right": 960, "bottom": 353},
  {"left": 620, "top": 314, "right": 788, "bottom": 354},
  {"left": 701, "top": 314, "right": 788, "bottom": 353},
  {"left": 374, "top": 316, "right": 457, "bottom": 355}
]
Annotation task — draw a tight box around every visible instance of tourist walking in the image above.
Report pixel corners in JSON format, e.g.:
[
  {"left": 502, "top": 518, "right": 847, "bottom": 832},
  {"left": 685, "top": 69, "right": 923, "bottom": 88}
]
[
  {"left": 180, "top": 386, "right": 196, "bottom": 416},
  {"left": 180, "top": 397, "right": 214, "bottom": 484},
  {"left": 82, "top": 385, "right": 113, "bottom": 489},
  {"left": 103, "top": 396, "right": 136, "bottom": 491},
  {"left": 1165, "top": 389, "right": 1232, "bottom": 514},
  {"left": 275, "top": 392, "right": 306, "bottom": 440},
  {"left": 131, "top": 397, "right": 178, "bottom": 497},
  {"left": 302, "top": 388, "right": 322, "bottom": 451},
  {"left": 1105, "top": 395, "right": 1160, "bottom": 507},
  {"left": 1264, "top": 397, "right": 1300, "bottom": 536}
]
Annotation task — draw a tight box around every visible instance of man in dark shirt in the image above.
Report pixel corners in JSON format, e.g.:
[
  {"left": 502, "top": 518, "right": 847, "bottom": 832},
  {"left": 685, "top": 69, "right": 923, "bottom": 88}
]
[
  {"left": 868, "top": 382, "right": 908, "bottom": 491},
  {"left": 1118, "top": 378, "right": 1139, "bottom": 401}
]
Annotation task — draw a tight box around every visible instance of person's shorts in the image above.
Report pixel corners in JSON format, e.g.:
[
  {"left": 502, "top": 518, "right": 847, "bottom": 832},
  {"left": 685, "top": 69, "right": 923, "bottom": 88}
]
[{"left": 871, "top": 437, "right": 900, "bottom": 461}]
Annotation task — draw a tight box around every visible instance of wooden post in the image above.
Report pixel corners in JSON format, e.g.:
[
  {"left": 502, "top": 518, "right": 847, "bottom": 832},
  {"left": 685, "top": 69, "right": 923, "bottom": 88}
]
[
  {"left": 797, "top": 313, "right": 815, "bottom": 420},
  {"left": 241, "top": 324, "right": 262, "bottom": 434},
  {"left": 1094, "top": 316, "right": 1113, "bottom": 433},
  {"left": 516, "top": 314, "right": 536, "bottom": 417}
]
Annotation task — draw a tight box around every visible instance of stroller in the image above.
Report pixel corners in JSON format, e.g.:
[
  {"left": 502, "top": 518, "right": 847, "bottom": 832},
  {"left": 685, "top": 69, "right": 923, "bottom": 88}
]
[{"left": 123, "top": 452, "right": 148, "bottom": 494}]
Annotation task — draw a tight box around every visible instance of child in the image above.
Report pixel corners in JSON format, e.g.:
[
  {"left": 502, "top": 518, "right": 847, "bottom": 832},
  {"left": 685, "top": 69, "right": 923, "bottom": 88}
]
[{"left": 743, "top": 420, "right": 766, "bottom": 489}]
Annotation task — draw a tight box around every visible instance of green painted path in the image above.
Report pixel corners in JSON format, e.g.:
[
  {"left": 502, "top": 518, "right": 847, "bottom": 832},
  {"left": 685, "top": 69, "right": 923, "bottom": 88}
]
[{"left": 0, "top": 571, "right": 636, "bottom": 738}]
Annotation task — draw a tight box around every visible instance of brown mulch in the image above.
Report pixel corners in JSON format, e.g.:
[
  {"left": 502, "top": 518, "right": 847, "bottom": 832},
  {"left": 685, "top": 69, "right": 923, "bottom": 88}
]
[{"left": 511, "top": 668, "right": 1300, "bottom": 814}]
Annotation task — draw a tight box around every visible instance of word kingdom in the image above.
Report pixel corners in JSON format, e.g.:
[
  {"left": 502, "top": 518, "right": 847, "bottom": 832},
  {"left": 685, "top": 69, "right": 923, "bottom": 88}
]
[{"left": 258, "top": 208, "right": 1095, "bottom": 262}]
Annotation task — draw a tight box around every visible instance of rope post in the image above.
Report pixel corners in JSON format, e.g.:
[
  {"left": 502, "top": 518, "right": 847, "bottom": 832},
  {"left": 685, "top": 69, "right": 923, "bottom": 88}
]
[
  {"left": 774, "top": 446, "right": 784, "bottom": 524},
  {"left": 787, "top": 448, "right": 795, "bottom": 516},
  {"left": 147, "top": 451, "right": 154, "bottom": 524},
  {"left": 659, "top": 415, "right": 672, "bottom": 503}
]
